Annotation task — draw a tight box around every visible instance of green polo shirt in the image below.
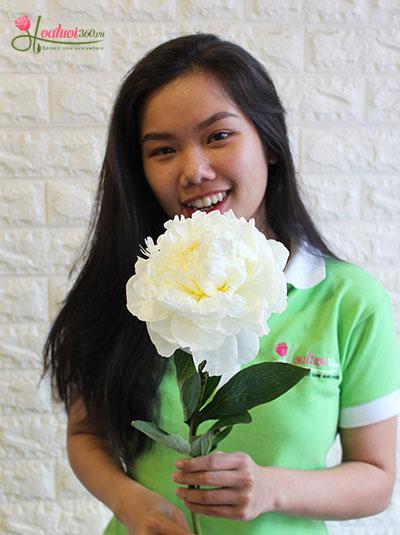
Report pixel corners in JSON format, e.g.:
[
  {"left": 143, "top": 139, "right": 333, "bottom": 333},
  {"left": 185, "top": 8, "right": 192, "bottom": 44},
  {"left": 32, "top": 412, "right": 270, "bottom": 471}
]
[{"left": 104, "top": 252, "right": 400, "bottom": 534}]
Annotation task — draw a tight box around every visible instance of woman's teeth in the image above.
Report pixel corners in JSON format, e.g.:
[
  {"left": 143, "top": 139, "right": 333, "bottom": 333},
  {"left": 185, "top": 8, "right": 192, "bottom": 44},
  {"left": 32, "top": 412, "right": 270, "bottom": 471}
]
[{"left": 187, "top": 191, "right": 227, "bottom": 209}]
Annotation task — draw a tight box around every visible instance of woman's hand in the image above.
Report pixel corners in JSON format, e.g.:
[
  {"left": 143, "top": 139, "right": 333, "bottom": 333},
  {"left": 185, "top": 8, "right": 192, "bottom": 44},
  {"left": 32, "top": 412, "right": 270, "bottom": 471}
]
[
  {"left": 172, "top": 418, "right": 398, "bottom": 522},
  {"left": 118, "top": 484, "right": 193, "bottom": 535},
  {"left": 172, "top": 451, "right": 274, "bottom": 520}
]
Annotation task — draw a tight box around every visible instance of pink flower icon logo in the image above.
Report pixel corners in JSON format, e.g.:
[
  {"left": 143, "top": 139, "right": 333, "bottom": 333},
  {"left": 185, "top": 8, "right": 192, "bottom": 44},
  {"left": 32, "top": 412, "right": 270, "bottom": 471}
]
[
  {"left": 15, "top": 15, "right": 31, "bottom": 32},
  {"left": 275, "top": 342, "right": 288, "bottom": 357}
]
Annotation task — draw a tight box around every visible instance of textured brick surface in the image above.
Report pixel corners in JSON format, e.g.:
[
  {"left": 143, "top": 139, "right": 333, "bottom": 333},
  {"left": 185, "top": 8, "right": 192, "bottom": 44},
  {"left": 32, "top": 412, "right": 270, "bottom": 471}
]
[
  {"left": 306, "top": 28, "right": 400, "bottom": 73},
  {"left": 363, "top": 175, "right": 400, "bottom": 220},
  {"left": 0, "top": 1, "right": 46, "bottom": 21},
  {"left": 0, "top": 324, "right": 47, "bottom": 369},
  {"left": 0, "top": 75, "right": 49, "bottom": 123},
  {"left": 49, "top": 0, "right": 176, "bottom": 21},
  {"left": 0, "top": 277, "right": 48, "bottom": 323},
  {"left": 181, "top": 23, "right": 304, "bottom": 71},
  {"left": 111, "top": 23, "right": 177, "bottom": 73},
  {"left": 0, "top": 500, "right": 111, "bottom": 535},
  {"left": 364, "top": 77, "right": 400, "bottom": 122},
  {"left": 0, "top": 459, "right": 56, "bottom": 503},
  {"left": 300, "top": 128, "right": 400, "bottom": 173},
  {"left": 181, "top": 0, "right": 241, "bottom": 19},
  {"left": 300, "top": 174, "right": 361, "bottom": 221},
  {"left": 0, "top": 129, "right": 104, "bottom": 177},
  {"left": 319, "top": 221, "right": 400, "bottom": 266},
  {"left": 304, "top": 0, "right": 369, "bottom": 22},
  {"left": 0, "top": 180, "right": 45, "bottom": 226},
  {"left": 0, "top": 413, "right": 65, "bottom": 458},
  {"left": 275, "top": 75, "right": 364, "bottom": 122},
  {"left": 2, "top": 2, "right": 400, "bottom": 534},
  {"left": 245, "top": 0, "right": 303, "bottom": 21},
  {"left": 46, "top": 179, "right": 96, "bottom": 225},
  {"left": 50, "top": 75, "right": 117, "bottom": 123},
  {"left": 370, "top": 0, "right": 400, "bottom": 23},
  {"left": 0, "top": 370, "right": 51, "bottom": 414},
  {"left": 0, "top": 228, "right": 86, "bottom": 275}
]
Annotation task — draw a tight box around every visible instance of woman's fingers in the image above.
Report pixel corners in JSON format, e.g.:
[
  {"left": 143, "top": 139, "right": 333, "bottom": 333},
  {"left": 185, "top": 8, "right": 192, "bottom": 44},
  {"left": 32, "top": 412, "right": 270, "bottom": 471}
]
[
  {"left": 173, "top": 451, "right": 266, "bottom": 521},
  {"left": 176, "top": 451, "right": 248, "bottom": 472},
  {"left": 173, "top": 468, "right": 238, "bottom": 487},
  {"left": 182, "top": 500, "right": 251, "bottom": 521},
  {"left": 176, "top": 486, "right": 239, "bottom": 505}
]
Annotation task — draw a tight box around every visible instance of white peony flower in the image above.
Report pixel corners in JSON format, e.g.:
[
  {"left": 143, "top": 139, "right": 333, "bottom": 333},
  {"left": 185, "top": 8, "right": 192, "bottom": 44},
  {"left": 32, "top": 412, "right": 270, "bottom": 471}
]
[{"left": 126, "top": 210, "right": 289, "bottom": 377}]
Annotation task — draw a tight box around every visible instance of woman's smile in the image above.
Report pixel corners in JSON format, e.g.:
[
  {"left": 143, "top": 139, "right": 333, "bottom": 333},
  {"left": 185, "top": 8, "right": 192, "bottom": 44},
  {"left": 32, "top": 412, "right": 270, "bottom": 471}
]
[{"left": 182, "top": 189, "right": 230, "bottom": 217}]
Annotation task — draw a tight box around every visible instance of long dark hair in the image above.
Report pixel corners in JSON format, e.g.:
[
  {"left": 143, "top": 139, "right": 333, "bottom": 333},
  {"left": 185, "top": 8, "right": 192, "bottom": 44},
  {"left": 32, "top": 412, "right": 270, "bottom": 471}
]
[{"left": 43, "top": 33, "right": 337, "bottom": 466}]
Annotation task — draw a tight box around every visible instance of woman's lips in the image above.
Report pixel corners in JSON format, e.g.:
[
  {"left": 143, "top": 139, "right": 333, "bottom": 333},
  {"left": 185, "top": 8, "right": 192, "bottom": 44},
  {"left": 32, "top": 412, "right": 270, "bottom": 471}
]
[{"left": 183, "top": 191, "right": 230, "bottom": 218}]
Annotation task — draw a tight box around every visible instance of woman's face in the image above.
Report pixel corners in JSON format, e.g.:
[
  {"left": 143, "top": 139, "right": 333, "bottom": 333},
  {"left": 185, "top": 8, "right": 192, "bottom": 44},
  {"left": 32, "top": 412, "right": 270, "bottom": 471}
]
[{"left": 139, "top": 70, "right": 274, "bottom": 235}]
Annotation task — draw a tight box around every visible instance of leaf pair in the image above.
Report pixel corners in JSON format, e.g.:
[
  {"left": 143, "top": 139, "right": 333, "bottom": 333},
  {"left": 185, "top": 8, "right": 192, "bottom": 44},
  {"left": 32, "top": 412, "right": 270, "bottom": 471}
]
[
  {"left": 190, "top": 412, "right": 252, "bottom": 457},
  {"left": 132, "top": 412, "right": 252, "bottom": 457},
  {"left": 132, "top": 353, "right": 310, "bottom": 459},
  {"left": 174, "top": 349, "right": 221, "bottom": 423}
]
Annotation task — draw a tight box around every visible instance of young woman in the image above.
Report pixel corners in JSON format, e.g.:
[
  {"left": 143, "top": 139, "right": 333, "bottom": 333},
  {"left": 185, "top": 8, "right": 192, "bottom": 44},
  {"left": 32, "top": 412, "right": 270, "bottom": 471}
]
[{"left": 43, "top": 34, "right": 400, "bottom": 534}]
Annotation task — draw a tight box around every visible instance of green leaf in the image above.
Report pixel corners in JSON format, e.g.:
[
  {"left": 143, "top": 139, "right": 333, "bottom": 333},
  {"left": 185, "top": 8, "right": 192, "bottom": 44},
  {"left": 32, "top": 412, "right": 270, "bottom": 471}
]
[
  {"left": 199, "top": 362, "right": 310, "bottom": 422},
  {"left": 131, "top": 420, "right": 190, "bottom": 455},
  {"left": 174, "top": 349, "right": 196, "bottom": 384},
  {"left": 190, "top": 425, "right": 233, "bottom": 457},
  {"left": 181, "top": 372, "right": 201, "bottom": 422},
  {"left": 199, "top": 374, "right": 221, "bottom": 407},
  {"left": 189, "top": 413, "right": 251, "bottom": 457},
  {"left": 209, "top": 412, "right": 252, "bottom": 432},
  {"left": 197, "top": 360, "right": 207, "bottom": 373},
  {"left": 190, "top": 431, "right": 213, "bottom": 457},
  {"left": 174, "top": 350, "right": 202, "bottom": 422},
  {"left": 210, "top": 426, "right": 233, "bottom": 452}
]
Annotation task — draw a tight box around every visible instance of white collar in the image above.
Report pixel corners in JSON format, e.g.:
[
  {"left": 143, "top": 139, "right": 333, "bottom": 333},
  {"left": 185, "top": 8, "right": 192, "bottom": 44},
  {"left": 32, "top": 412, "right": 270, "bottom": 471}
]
[{"left": 284, "top": 243, "right": 326, "bottom": 289}]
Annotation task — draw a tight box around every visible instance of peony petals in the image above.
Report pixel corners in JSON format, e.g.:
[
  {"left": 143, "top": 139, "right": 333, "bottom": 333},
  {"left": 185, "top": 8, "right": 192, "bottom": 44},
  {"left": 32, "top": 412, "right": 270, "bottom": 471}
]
[
  {"left": 236, "top": 329, "right": 260, "bottom": 365},
  {"left": 126, "top": 210, "right": 288, "bottom": 376},
  {"left": 171, "top": 315, "right": 224, "bottom": 351},
  {"left": 268, "top": 240, "right": 290, "bottom": 271},
  {"left": 147, "top": 325, "right": 178, "bottom": 357},
  {"left": 148, "top": 318, "right": 176, "bottom": 344},
  {"left": 194, "top": 335, "right": 238, "bottom": 376}
]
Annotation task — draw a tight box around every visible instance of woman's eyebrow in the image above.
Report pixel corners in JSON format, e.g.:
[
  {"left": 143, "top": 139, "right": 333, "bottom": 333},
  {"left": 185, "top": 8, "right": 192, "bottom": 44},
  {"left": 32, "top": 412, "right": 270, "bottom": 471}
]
[{"left": 141, "top": 111, "right": 239, "bottom": 144}]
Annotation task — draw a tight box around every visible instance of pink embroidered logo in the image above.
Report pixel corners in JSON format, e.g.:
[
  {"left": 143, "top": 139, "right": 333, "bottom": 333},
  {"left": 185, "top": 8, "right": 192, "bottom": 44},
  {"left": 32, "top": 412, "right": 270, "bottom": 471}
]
[
  {"left": 15, "top": 15, "right": 30, "bottom": 31},
  {"left": 274, "top": 342, "right": 288, "bottom": 357}
]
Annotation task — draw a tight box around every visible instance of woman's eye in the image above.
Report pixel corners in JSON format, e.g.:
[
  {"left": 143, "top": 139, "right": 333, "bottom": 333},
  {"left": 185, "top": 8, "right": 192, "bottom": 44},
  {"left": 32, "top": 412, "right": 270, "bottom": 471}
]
[
  {"left": 208, "top": 131, "right": 231, "bottom": 143},
  {"left": 150, "top": 146, "right": 175, "bottom": 157}
]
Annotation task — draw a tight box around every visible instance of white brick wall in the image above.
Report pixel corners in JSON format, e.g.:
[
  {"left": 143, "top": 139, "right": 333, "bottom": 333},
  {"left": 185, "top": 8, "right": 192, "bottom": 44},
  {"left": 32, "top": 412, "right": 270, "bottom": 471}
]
[{"left": 1, "top": 1, "right": 399, "bottom": 534}]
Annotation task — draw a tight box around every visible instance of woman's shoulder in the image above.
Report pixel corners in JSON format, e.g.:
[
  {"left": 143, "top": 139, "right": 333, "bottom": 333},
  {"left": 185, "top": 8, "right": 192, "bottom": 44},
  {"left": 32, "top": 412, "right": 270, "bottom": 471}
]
[{"left": 324, "top": 258, "right": 390, "bottom": 315}]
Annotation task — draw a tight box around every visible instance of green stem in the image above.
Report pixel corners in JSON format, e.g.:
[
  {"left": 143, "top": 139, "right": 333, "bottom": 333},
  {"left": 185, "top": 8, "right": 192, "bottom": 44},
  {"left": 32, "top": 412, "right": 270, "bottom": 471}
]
[
  {"left": 190, "top": 509, "right": 203, "bottom": 535},
  {"left": 189, "top": 413, "right": 203, "bottom": 534}
]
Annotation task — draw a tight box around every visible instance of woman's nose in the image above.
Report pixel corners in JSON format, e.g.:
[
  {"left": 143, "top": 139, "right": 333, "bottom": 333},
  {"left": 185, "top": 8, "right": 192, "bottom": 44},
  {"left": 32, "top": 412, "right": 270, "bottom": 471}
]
[{"left": 179, "top": 148, "right": 216, "bottom": 187}]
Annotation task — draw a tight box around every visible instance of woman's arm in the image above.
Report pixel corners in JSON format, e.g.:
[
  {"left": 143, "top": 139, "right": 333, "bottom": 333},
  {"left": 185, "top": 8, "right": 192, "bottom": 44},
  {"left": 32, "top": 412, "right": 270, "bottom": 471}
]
[
  {"left": 67, "top": 394, "right": 192, "bottom": 534},
  {"left": 173, "top": 416, "right": 397, "bottom": 520}
]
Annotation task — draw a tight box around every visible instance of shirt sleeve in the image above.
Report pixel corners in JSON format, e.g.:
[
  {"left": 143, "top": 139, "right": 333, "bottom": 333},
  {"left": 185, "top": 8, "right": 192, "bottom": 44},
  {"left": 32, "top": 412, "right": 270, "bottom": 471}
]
[{"left": 339, "top": 294, "right": 400, "bottom": 428}]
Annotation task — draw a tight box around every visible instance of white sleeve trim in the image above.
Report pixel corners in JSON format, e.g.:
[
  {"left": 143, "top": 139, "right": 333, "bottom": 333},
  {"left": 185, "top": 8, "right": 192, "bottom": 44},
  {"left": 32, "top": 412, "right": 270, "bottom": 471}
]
[{"left": 339, "top": 390, "right": 400, "bottom": 428}]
